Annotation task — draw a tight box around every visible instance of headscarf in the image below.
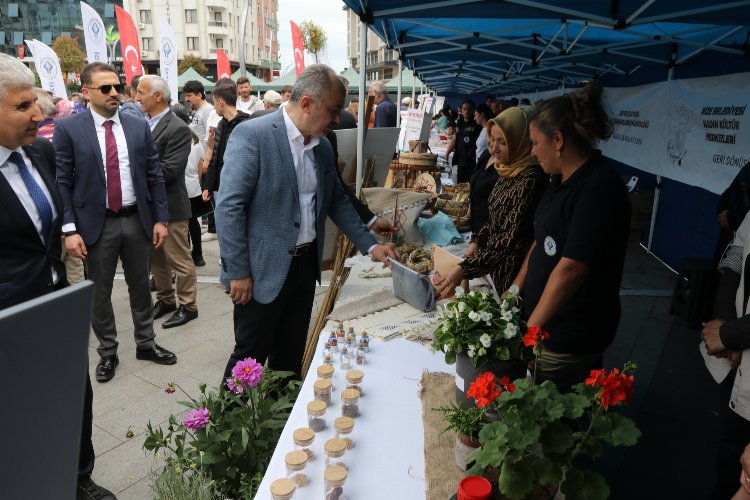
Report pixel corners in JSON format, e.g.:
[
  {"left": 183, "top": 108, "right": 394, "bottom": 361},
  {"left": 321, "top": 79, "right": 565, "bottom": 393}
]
[{"left": 489, "top": 105, "right": 536, "bottom": 178}]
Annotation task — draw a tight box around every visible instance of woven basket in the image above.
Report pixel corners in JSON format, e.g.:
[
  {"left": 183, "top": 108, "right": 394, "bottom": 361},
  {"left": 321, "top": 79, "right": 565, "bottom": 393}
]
[{"left": 399, "top": 152, "right": 439, "bottom": 169}]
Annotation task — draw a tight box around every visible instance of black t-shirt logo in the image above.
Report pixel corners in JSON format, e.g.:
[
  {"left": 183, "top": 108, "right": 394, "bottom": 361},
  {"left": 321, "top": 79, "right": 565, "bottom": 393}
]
[{"left": 544, "top": 236, "right": 557, "bottom": 256}]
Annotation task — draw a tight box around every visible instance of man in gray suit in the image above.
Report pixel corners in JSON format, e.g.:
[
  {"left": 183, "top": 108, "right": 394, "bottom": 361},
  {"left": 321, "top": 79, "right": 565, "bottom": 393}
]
[
  {"left": 138, "top": 75, "right": 198, "bottom": 328},
  {"left": 216, "top": 64, "right": 397, "bottom": 379}
]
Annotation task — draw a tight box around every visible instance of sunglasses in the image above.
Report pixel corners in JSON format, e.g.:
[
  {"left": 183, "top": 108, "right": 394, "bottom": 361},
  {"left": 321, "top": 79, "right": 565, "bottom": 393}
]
[{"left": 86, "top": 84, "right": 124, "bottom": 94}]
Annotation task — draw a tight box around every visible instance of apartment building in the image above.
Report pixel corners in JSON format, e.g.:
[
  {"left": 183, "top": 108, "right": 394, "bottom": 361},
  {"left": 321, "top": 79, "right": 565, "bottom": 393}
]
[{"left": 344, "top": 4, "right": 398, "bottom": 82}]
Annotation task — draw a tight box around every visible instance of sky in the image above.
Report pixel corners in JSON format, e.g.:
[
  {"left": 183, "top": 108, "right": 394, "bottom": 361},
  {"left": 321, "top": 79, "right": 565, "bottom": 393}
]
[{"left": 276, "top": 0, "right": 350, "bottom": 75}]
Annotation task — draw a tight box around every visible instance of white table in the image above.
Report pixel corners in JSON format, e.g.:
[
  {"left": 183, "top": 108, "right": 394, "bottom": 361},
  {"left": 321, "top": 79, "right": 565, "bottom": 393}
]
[{"left": 254, "top": 334, "right": 454, "bottom": 500}]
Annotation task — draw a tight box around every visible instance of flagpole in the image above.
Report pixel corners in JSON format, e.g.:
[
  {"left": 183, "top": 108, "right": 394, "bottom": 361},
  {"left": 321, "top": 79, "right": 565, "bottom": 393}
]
[{"left": 238, "top": 0, "right": 250, "bottom": 77}]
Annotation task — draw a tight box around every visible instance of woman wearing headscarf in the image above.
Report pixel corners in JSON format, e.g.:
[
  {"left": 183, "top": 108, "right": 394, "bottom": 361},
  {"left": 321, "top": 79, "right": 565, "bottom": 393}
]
[{"left": 434, "top": 105, "right": 547, "bottom": 298}]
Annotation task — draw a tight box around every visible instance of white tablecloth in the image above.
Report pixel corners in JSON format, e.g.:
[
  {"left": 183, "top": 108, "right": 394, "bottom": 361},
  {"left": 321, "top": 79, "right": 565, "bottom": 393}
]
[{"left": 254, "top": 334, "right": 454, "bottom": 499}]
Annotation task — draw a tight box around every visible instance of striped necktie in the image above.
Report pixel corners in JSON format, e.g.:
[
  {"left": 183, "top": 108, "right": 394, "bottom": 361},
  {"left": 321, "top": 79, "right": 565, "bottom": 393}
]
[{"left": 8, "top": 151, "right": 53, "bottom": 244}]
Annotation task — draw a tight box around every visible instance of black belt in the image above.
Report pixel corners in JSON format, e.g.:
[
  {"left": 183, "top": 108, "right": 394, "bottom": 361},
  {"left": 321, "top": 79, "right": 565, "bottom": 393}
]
[
  {"left": 105, "top": 205, "right": 138, "bottom": 218},
  {"left": 291, "top": 241, "right": 314, "bottom": 257}
]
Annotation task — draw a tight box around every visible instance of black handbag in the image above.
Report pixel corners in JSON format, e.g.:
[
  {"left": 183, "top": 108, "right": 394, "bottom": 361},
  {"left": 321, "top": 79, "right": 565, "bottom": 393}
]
[{"left": 190, "top": 195, "right": 214, "bottom": 218}]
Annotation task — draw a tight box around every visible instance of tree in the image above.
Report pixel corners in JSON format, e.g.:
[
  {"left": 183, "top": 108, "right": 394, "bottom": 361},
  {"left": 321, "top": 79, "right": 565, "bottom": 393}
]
[
  {"left": 52, "top": 35, "right": 86, "bottom": 74},
  {"left": 178, "top": 55, "right": 208, "bottom": 76},
  {"left": 105, "top": 25, "right": 120, "bottom": 65},
  {"left": 300, "top": 21, "right": 327, "bottom": 64}
]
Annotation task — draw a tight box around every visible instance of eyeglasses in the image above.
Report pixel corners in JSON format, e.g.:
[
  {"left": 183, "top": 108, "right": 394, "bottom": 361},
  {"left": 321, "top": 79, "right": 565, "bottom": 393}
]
[{"left": 85, "top": 84, "right": 124, "bottom": 94}]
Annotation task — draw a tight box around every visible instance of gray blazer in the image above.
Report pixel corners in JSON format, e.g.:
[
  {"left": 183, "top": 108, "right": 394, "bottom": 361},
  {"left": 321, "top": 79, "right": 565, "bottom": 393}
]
[
  {"left": 151, "top": 110, "right": 192, "bottom": 221},
  {"left": 216, "top": 109, "right": 376, "bottom": 304}
]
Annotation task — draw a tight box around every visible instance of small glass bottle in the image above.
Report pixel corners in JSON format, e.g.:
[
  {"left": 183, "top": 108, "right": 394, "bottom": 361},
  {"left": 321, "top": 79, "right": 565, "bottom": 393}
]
[
  {"left": 292, "top": 427, "right": 315, "bottom": 460},
  {"left": 339, "top": 345, "right": 352, "bottom": 370},
  {"left": 336, "top": 327, "right": 345, "bottom": 341},
  {"left": 361, "top": 331, "right": 371, "bottom": 352},
  {"left": 323, "top": 340, "right": 332, "bottom": 356},
  {"left": 334, "top": 416, "right": 355, "bottom": 450},
  {"left": 347, "top": 326, "right": 356, "bottom": 341},
  {"left": 317, "top": 363, "right": 335, "bottom": 385},
  {"left": 345, "top": 332, "right": 355, "bottom": 350},
  {"left": 324, "top": 464, "right": 348, "bottom": 500},
  {"left": 307, "top": 399, "right": 327, "bottom": 432},
  {"left": 313, "top": 378, "right": 333, "bottom": 407},
  {"left": 323, "top": 352, "right": 334, "bottom": 366},
  {"left": 270, "top": 478, "right": 295, "bottom": 500},
  {"left": 355, "top": 340, "right": 367, "bottom": 365},
  {"left": 285, "top": 450, "right": 309, "bottom": 489},
  {"left": 341, "top": 388, "right": 361, "bottom": 418},
  {"left": 324, "top": 437, "right": 348, "bottom": 470},
  {"left": 345, "top": 369, "right": 364, "bottom": 397},
  {"left": 329, "top": 336, "right": 339, "bottom": 353}
]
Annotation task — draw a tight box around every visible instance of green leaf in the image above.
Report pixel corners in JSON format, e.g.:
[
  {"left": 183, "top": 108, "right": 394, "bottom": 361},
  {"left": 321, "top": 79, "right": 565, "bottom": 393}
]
[
  {"left": 539, "top": 421, "right": 575, "bottom": 455},
  {"left": 532, "top": 457, "right": 563, "bottom": 486},
  {"left": 593, "top": 413, "right": 641, "bottom": 447},
  {"left": 561, "top": 468, "right": 610, "bottom": 500},
  {"left": 498, "top": 459, "right": 535, "bottom": 500}
]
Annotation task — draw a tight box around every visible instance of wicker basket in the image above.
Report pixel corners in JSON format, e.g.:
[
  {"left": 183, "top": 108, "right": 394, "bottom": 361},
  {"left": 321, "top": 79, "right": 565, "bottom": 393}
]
[{"left": 399, "top": 152, "right": 439, "bottom": 169}]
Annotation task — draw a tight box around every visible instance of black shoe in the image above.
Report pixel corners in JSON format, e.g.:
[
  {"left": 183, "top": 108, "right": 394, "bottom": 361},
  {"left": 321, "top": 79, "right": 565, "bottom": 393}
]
[
  {"left": 149, "top": 276, "right": 156, "bottom": 292},
  {"left": 76, "top": 476, "right": 117, "bottom": 500},
  {"left": 153, "top": 299, "right": 177, "bottom": 319},
  {"left": 162, "top": 306, "right": 198, "bottom": 329},
  {"left": 136, "top": 344, "right": 177, "bottom": 365},
  {"left": 193, "top": 255, "right": 206, "bottom": 266},
  {"left": 95, "top": 355, "right": 119, "bottom": 382}
]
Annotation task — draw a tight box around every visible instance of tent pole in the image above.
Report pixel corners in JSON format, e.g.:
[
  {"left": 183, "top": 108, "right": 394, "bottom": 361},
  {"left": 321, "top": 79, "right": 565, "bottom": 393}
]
[
  {"left": 647, "top": 65, "right": 674, "bottom": 253},
  {"left": 396, "top": 59, "right": 403, "bottom": 126},
  {"left": 411, "top": 71, "right": 415, "bottom": 108},
  {"left": 356, "top": 19, "right": 368, "bottom": 195}
]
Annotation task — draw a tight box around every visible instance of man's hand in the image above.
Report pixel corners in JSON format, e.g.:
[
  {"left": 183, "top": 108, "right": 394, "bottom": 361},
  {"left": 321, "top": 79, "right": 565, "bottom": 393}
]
[
  {"left": 65, "top": 234, "right": 88, "bottom": 260},
  {"left": 434, "top": 264, "right": 464, "bottom": 300},
  {"left": 464, "top": 242, "right": 478, "bottom": 258},
  {"left": 369, "top": 217, "right": 398, "bottom": 236},
  {"left": 370, "top": 244, "right": 399, "bottom": 267},
  {"left": 701, "top": 319, "right": 726, "bottom": 355},
  {"left": 739, "top": 441, "right": 750, "bottom": 496},
  {"left": 206, "top": 128, "right": 215, "bottom": 149},
  {"left": 202, "top": 189, "right": 211, "bottom": 202},
  {"left": 719, "top": 210, "right": 730, "bottom": 229},
  {"left": 153, "top": 223, "right": 168, "bottom": 249},
  {"left": 230, "top": 276, "right": 253, "bottom": 305}
]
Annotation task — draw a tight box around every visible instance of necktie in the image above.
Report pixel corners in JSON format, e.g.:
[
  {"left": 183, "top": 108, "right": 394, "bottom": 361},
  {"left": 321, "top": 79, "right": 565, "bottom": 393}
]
[
  {"left": 8, "top": 151, "right": 53, "bottom": 244},
  {"left": 103, "top": 120, "right": 122, "bottom": 212}
]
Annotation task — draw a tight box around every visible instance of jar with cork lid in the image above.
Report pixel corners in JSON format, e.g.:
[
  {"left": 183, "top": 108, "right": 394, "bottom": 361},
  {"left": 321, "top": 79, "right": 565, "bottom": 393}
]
[
  {"left": 292, "top": 427, "right": 315, "bottom": 460},
  {"left": 345, "top": 369, "right": 364, "bottom": 396},
  {"left": 284, "top": 450, "right": 309, "bottom": 488},
  {"left": 324, "top": 464, "right": 348, "bottom": 500},
  {"left": 317, "top": 363, "right": 335, "bottom": 385},
  {"left": 341, "top": 388, "right": 361, "bottom": 418},
  {"left": 355, "top": 340, "right": 367, "bottom": 365},
  {"left": 313, "top": 378, "right": 333, "bottom": 406},
  {"left": 270, "top": 478, "right": 295, "bottom": 500},
  {"left": 324, "top": 437, "right": 348, "bottom": 470},
  {"left": 339, "top": 345, "right": 352, "bottom": 370},
  {"left": 307, "top": 399, "right": 327, "bottom": 432},
  {"left": 333, "top": 416, "right": 355, "bottom": 450}
]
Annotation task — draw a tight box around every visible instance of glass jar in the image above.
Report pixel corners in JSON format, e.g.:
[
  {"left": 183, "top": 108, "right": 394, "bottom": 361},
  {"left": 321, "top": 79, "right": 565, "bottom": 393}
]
[
  {"left": 285, "top": 450, "right": 309, "bottom": 489},
  {"left": 345, "top": 332, "right": 355, "bottom": 349},
  {"left": 361, "top": 331, "right": 371, "bottom": 352},
  {"left": 345, "top": 369, "right": 364, "bottom": 397},
  {"left": 270, "top": 478, "right": 295, "bottom": 500},
  {"left": 339, "top": 346, "right": 352, "bottom": 370},
  {"left": 341, "top": 388, "right": 361, "bottom": 418},
  {"left": 336, "top": 328, "right": 345, "bottom": 341},
  {"left": 355, "top": 340, "right": 367, "bottom": 365},
  {"left": 307, "top": 400, "right": 327, "bottom": 432},
  {"left": 324, "top": 437, "right": 348, "bottom": 470},
  {"left": 313, "top": 378, "right": 333, "bottom": 406},
  {"left": 324, "top": 464, "right": 348, "bottom": 500},
  {"left": 317, "top": 363, "right": 335, "bottom": 384},
  {"left": 334, "top": 416, "right": 355, "bottom": 450},
  {"left": 292, "top": 427, "right": 315, "bottom": 460},
  {"left": 323, "top": 352, "right": 334, "bottom": 366},
  {"left": 329, "top": 336, "right": 339, "bottom": 353}
]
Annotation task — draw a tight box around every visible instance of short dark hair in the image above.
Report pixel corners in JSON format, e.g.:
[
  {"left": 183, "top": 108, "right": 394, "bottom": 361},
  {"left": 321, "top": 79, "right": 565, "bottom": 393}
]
[
  {"left": 131, "top": 75, "right": 141, "bottom": 93},
  {"left": 236, "top": 76, "right": 250, "bottom": 86},
  {"left": 212, "top": 83, "right": 237, "bottom": 107},
  {"left": 350, "top": 96, "right": 359, "bottom": 103},
  {"left": 81, "top": 62, "right": 118, "bottom": 86},
  {"left": 183, "top": 80, "right": 206, "bottom": 99},
  {"left": 215, "top": 77, "right": 235, "bottom": 88},
  {"left": 281, "top": 85, "right": 293, "bottom": 94},
  {"left": 446, "top": 120, "right": 456, "bottom": 129}
]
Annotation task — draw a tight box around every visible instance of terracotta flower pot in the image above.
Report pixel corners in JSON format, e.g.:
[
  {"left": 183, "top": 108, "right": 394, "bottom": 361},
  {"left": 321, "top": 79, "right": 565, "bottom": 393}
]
[
  {"left": 455, "top": 353, "right": 527, "bottom": 409},
  {"left": 455, "top": 433, "right": 481, "bottom": 471}
]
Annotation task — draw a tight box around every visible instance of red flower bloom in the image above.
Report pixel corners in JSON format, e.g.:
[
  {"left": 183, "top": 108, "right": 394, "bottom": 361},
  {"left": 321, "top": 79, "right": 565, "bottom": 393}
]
[
  {"left": 498, "top": 375, "right": 516, "bottom": 393},
  {"left": 523, "top": 326, "right": 550, "bottom": 347},
  {"left": 467, "top": 372, "right": 501, "bottom": 408},
  {"left": 586, "top": 368, "right": 635, "bottom": 410},
  {"left": 585, "top": 369, "right": 606, "bottom": 387}
]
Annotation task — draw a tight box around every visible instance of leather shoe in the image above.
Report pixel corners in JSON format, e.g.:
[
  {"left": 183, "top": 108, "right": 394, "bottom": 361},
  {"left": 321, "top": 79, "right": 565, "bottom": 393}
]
[
  {"left": 153, "top": 299, "right": 177, "bottom": 319},
  {"left": 162, "top": 306, "right": 199, "bottom": 329},
  {"left": 136, "top": 344, "right": 177, "bottom": 365},
  {"left": 76, "top": 476, "right": 117, "bottom": 500},
  {"left": 193, "top": 255, "right": 206, "bottom": 266},
  {"left": 95, "top": 355, "right": 118, "bottom": 383}
]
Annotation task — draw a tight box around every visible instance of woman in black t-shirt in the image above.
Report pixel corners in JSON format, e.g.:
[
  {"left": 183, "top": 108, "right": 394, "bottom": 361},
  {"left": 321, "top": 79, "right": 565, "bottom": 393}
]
[{"left": 512, "top": 85, "right": 631, "bottom": 392}]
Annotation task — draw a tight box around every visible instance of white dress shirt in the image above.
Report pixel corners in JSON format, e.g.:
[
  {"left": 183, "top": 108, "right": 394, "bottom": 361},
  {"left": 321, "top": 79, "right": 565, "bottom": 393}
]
[
  {"left": 0, "top": 146, "right": 59, "bottom": 283},
  {"left": 90, "top": 109, "right": 137, "bottom": 208},
  {"left": 282, "top": 107, "right": 319, "bottom": 246},
  {"left": 146, "top": 107, "right": 171, "bottom": 131}
]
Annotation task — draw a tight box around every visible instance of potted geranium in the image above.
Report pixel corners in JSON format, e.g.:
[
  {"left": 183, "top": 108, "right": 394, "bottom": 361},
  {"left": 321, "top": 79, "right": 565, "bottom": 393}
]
[{"left": 432, "top": 285, "right": 530, "bottom": 407}]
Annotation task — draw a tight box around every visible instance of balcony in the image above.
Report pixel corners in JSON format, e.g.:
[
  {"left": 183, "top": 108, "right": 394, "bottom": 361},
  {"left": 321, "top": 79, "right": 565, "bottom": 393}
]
[
  {"left": 207, "top": 20, "right": 229, "bottom": 35},
  {"left": 208, "top": 21, "right": 227, "bottom": 28},
  {"left": 205, "top": 0, "right": 227, "bottom": 9}
]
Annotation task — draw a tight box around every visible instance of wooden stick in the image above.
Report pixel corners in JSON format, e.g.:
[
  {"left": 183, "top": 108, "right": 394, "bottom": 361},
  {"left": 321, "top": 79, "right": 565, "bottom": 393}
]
[{"left": 390, "top": 192, "right": 399, "bottom": 244}]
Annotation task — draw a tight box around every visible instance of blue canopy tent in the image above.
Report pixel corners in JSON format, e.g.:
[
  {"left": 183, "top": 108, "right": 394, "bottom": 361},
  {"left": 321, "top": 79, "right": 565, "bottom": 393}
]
[{"left": 342, "top": 0, "right": 750, "bottom": 270}]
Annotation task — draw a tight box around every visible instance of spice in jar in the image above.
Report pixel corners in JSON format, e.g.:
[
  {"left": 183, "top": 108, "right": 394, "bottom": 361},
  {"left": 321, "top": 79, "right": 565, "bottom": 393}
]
[
  {"left": 285, "top": 450, "right": 309, "bottom": 488},
  {"left": 329, "top": 337, "right": 339, "bottom": 353},
  {"left": 339, "top": 346, "right": 351, "bottom": 370},
  {"left": 324, "top": 464, "right": 348, "bottom": 500},
  {"left": 341, "top": 388, "right": 361, "bottom": 418},
  {"left": 313, "top": 378, "right": 333, "bottom": 406},
  {"left": 324, "top": 437, "right": 348, "bottom": 470},
  {"left": 317, "top": 363, "right": 335, "bottom": 381},
  {"left": 334, "top": 416, "right": 355, "bottom": 449},
  {"left": 345, "top": 332, "right": 355, "bottom": 349},
  {"left": 361, "top": 331, "right": 371, "bottom": 352},
  {"left": 270, "top": 478, "right": 296, "bottom": 500},
  {"left": 356, "top": 340, "right": 366, "bottom": 365},
  {"left": 345, "top": 369, "right": 364, "bottom": 397},
  {"left": 292, "top": 427, "right": 315, "bottom": 460},
  {"left": 323, "top": 352, "right": 334, "bottom": 366},
  {"left": 336, "top": 328, "right": 345, "bottom": 340},
  {"left": 307, "top": 400, "right": 327, "bottom": 432}
]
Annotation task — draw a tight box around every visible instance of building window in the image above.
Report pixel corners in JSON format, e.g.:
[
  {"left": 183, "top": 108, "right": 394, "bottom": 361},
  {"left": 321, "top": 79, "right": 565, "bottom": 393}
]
[
  {"left": 13, "top": 31, "right": 23, "bottom": 45},
  {"left": 185, "top": 9, "right": 197, "bottom": 23},
  {"left": 142, "top": 37, "right": 153, "bottom": 50},
  {"left": 187, "top": 37, "right": 199, "bottom": 50},
  {"left": 8, "top": 3, "right": 19, "bottom": 17},
  {"left": 41, "top": 31, "right": 52, "bottom": 44},
  {"left": 0, "top": 32, "right": 5, "bottom": 45},
  {"left": 213, "top": 11, "right": 222, "bottom": 22},
  {"left": 139, "top": 10, "right": 151, "bottom": 23},
  {"left": 104, "top": 3, "right": 114, "bottom": 17},
  {"left": 215, "top": 38, "right": 224, "bottom": 49}
]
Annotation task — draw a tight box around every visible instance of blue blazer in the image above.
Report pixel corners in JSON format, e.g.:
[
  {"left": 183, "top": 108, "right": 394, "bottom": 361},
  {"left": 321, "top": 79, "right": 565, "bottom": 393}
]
[
  {"left": 53, "top": 110, "right": 168, "bottom": 246},
  {"left": 216, "top": 109, "right": 377, "bottom": 304}
]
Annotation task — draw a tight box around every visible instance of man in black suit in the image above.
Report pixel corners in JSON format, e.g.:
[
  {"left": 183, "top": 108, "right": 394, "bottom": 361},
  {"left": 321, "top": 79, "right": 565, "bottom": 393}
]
[
  {"left": 0, "top": 54, "right": 115, "bottom": 499},
  {"left": 137, "top": 75, "right": 198, "bottom": 328},
  {"left": 54, "top": 62, "right": 177, "bottom": 383}
]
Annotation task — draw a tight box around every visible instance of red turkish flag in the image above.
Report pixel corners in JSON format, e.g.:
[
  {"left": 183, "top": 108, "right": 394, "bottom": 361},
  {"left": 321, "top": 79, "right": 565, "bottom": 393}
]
[
  {"left": 216, "top": 49, "right": 231, "bottom": 80},
  {"left": 115, "top": 6, "right": 142, "bottom": 85},
  {"left": 290, "top": 21, "right": 305, "bottom": 77}
]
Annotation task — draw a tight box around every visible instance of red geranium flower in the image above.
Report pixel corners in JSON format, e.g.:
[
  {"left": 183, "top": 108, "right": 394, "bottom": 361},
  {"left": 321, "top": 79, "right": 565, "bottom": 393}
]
[
  {"left": 586, "top": 367, "right": 635, "bottom": 409},
  {"left": 523, "top": 326, "right": 550, "bottom": 347},
  {"left": 467, "top": 372, "right": 501, "bottom": 408},
  {"left": 498, "top": 375, "right": 516, "bottom": 393}
]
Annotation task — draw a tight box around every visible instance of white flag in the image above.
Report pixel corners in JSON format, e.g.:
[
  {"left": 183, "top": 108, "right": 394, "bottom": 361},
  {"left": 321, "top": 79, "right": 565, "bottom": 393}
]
[
  {"left": 80, "top": 2, "right": 108, "bottom": 63},
  {"left": 25, "top": 39, "right": 68, "bottom": 99},
  {"left": 158, "top": 19, "right": 178, "bottom": 104}
]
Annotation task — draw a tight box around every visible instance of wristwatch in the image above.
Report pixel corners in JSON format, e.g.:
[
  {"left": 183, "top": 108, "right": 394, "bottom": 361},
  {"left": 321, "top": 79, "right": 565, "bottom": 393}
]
[
  {"left": 63, "top": 230, "right": 78, "bottom": 237},
  {"left": 158, "top": 221, "right": 169, "bottom": 227}
]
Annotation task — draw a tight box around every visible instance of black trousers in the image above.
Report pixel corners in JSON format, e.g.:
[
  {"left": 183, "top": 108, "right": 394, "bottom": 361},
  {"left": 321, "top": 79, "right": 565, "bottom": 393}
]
[
  {"left": 78, "top": 371, "right": 95, "bottom": 478},
  {"left": 188, "top": 217, "right": 202, "bottom": 259},
  {"left": 223, "top": 247, "right": 317, "bottom": 380}
]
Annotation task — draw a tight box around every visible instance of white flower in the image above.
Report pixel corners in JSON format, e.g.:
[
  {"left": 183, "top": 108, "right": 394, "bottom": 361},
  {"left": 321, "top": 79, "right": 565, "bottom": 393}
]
[
  {"left": 455, "top": 286, "right": 465, "bottom": 297},
  {"left": 443, "top": 344, "right": 452, "bottom": 353},
  {"left": 501, "top": 309, "right": 513, "bottom": 321},
  {"left": 504, "top": 323, "right": 518, "bottom": 339},
  {"left": 458, "top": 302, "right": 467, "bottom": 313},
  {"left": 468, "top": 311, "right": 481, "bottom": 322},
  {"left": 512, "top": 306, "right": 520, "bottom": 314},
  {"left": 480, "top": 333, "right": 492, "bottom": 348},
  {"left": 508, "top": 284, "right": 520, "bottom": 295},
  {"left": 467, "top": 345, "right": 476, "bottom": 358},
  {"left": 479, "top": 311, "right": 493, "bottom": 322},
  {"left": 486, "top": 321, "right": 492, "bottom": 326},
  {"left": 478, "top": 347, "right": 486, "bottom": 356},
  {"left": 470, "top": 291, "right": 476, "bottom": 297}
]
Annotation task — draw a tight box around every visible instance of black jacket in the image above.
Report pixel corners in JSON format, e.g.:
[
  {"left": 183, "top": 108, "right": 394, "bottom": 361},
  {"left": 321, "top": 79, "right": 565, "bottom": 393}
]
[{"left": 203, "top": 110, "right": 252, "bottom": 193}]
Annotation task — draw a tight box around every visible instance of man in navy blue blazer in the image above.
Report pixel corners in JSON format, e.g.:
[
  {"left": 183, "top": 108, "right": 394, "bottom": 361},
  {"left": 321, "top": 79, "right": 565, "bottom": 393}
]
[{"left": 54, "top": 62, "right": 178, "bottom": 383}]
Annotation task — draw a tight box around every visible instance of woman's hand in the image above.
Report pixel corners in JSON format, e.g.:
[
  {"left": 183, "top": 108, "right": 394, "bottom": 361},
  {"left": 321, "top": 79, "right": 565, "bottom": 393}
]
[
  {"left": 464, "top": 242, "right": 478, "bottom": 258},
  {"left": 434, "top": 264, "right": 464, "bottom": 300}
]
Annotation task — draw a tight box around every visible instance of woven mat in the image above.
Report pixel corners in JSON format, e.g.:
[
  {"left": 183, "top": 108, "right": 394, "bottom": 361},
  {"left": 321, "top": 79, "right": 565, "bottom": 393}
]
[
  {"left": 328, "top": 289, "right": 404, "bottom": 322},
  {"left": 421, "top": 372, "right": 464, "bottom": 500},
  {"left": 336, "top": 302, "right": 441, "bottom": 341}
]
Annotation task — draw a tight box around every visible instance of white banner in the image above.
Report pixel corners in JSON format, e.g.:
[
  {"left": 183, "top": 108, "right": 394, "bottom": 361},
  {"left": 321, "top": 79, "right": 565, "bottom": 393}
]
[
  {"left": 25, "top": 39, "right": 67, "bottom": 99},
  {"left": 80, "top": 2, "right": 107, "bottom": 63},
  {"left": 158, "top": 19, "right": 178, "bottom": 104}
]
